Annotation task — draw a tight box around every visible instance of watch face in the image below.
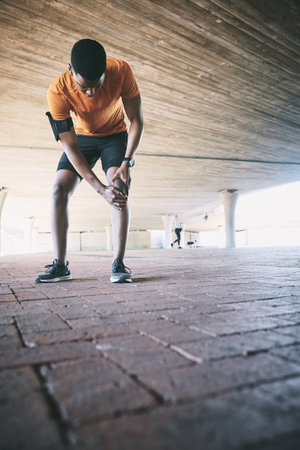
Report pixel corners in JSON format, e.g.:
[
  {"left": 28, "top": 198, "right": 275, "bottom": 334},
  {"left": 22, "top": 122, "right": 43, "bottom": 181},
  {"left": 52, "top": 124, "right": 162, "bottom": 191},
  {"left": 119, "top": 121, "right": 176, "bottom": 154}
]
[{"left": 128, "top": 158, "right": 135, "bottom": 167}]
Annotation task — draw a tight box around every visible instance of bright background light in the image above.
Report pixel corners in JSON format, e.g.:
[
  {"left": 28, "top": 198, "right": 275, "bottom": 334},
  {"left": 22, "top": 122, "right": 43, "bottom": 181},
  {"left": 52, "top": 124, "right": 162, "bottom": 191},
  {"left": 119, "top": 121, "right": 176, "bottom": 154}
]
[
  {"left": 1, "top": 181, "right": 300, "bottom": 254},
  {"left": 237, "top": 181, "right": 300, "bottom": 227},
  {"left": 235, "top": 181, "right": 300, "bottom": 247}
]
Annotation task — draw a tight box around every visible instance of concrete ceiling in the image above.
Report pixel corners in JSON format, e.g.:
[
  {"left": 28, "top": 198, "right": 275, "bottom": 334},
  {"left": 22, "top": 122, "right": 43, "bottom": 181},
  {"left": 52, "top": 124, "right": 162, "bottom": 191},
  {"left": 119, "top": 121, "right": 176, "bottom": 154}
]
[{"left": 1, "top": 0, "right": 300, "bottom": 233}]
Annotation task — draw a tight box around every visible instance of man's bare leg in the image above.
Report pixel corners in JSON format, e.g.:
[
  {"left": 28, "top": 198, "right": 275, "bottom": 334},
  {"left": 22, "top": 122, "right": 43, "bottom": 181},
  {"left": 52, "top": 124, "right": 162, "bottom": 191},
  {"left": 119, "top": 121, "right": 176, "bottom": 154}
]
[
  {"left": 111, "top": 202, "right": 130, "bottom": 260},
  {"left": 35, "top": 169, "right": 80, "bottom": 283},
  {"left": 106, "top": 167, "right": 130, "bottom": 259},
  {"left": 51, "top": 169, "right": 80, "bottom": 263},
  {"left": 107, "top": 167, "right": 132, "bottom": 282}
]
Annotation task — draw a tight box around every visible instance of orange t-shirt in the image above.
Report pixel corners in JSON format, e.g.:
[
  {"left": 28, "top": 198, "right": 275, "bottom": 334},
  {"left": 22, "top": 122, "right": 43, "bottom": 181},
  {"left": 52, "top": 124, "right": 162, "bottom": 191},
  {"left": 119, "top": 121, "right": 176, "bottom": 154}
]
[{"left": 47, "top": 58, "right": 139, "bottom": 137}]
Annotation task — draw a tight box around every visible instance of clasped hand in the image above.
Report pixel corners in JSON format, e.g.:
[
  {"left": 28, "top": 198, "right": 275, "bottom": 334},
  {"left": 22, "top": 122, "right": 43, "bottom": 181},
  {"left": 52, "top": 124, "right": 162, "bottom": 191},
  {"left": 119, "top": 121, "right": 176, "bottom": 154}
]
[{"left": 102, "top": 185, "right": 128, "bottom": 210}]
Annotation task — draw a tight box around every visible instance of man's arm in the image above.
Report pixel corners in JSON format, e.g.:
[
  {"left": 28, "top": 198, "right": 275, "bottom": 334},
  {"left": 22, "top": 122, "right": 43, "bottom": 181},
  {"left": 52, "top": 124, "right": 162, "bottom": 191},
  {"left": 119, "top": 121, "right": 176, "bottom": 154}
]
[
  {"left": 59, "top": 128, "right": 127, "bottom": 210},
  {"left": 112, "top": 94, "right": 144, "bottom": 186}
]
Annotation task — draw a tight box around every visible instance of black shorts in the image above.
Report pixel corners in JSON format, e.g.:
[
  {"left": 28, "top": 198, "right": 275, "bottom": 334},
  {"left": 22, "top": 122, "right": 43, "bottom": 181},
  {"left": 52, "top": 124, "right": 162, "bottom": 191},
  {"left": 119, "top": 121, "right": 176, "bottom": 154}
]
[{"left": 57, "top": 131, "right": 128, "bottom": 178}]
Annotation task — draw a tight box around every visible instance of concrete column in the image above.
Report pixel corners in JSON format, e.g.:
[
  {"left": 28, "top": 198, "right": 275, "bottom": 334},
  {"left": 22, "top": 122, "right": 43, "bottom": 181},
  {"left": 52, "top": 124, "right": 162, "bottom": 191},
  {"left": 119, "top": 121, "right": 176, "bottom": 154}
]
[
  {"left": 161, "top": 214, "right": 174, "bottom": 248},
  {"left": 220, "top": 189, "right": 238, "bottom": 248},
  {"left": 0, "top": 188, "right": 8, "bottom": 254},
  {"left": 32, "top": 227, "right": 38, "bottom": 252},
  {"left": 181, "top": 223, "right": 186, "bottom": 248},
  {"left": 104, "top": 225, "right": 112, "bottom": 251},
  {"left": 23, "top": 217, "right": 34, "bottom": 253}
]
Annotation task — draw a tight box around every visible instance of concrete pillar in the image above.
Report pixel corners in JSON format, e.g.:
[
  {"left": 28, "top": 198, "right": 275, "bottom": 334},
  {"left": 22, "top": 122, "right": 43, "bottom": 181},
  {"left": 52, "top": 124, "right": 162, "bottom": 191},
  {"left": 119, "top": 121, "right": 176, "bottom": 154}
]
[
  {"left": 32, "top": 227, "right": 38, "bottom": 252},
  {"left": 181, "top": 223, "right": 186, "bottom": 248},
  {"left": 0, "top": 188, "right": 8, "bottom": 254},
  {"left": 23, "top": 217, "right": 34, "bottom": 253},
  {"left": 161, "top": 214, "right": 174, "bottom": 248},
  {"left": 104, "top": 225, "right": 112, "bottom": 251},
  {"left": 220, "top": 189, "right": 238, "bottom": 248}
]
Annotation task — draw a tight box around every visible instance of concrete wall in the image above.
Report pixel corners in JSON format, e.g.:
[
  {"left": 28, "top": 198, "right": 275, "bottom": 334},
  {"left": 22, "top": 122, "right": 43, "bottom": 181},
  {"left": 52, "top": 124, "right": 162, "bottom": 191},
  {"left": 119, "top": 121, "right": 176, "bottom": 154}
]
[
  {"left": 3, "top": 225, "right": 300, "bottom": 256},
  {"left": 1, "top": 228, "right": 152, "bottom": 254},
  {"left": 36, "top": 230, "right": 152, "bottom": 252}
]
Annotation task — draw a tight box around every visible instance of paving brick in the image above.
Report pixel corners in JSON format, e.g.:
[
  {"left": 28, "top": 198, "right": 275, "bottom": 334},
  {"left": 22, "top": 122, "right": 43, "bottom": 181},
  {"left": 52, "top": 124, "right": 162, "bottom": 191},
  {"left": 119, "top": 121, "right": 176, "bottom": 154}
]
[
  {"left": 15, "top": 311, "right": 70, "bottom": 334},
  {"left": 0, "top": 324, "right": 21, "bottom": 351},
  {"left": 68, "top": 311, "right": 158, "bottom": 328},
  {"left": 279, "top": 311, "right": 300, "bottom": 324},
  {"left": 47, "top": 304, "right": 97, "bottom": 321},
  {"left": 96, "top": 334, "right": 190, "bottom": 375},
  {"left": 258, "top": 375, "right": 300, "bottom": 410},
  {"left": 82, "top": 292, "right": 127, "bottom": 303},
  {"left": 160, "top": 308, "right": 289, "bottom": 335},
  {"left": 0, "top": 367, "right": 65, "bottom": 450},
  {"left": 1, "top": 248, "right": 300, "bottom": 448},
  {"left": 0, "top": 316, "right": 14, "bottom": 325},
  {"left": 0, "top": 341, "right": 99, "bottom": 369},
  {"left": 50, "top": 295, "right": 95, "bottom": 306},
  {"left": 19, "top": 299, "right": 66, "bottom": 311},
  {"left": 271, "top": 344, "right": 300, "bottom": 363},
  {"left": 138, "top": 353, "right": 300, "bottom": 402},
  {"left": 244, "top": 434, "right": 300, "bottom": 450},
  {"left": 24, "top": 323, "right": 134, "bottom": 345},
  {"left": 12, "top": 288, "right": 48, "bottom": 301},
  {"left": 41, "top": 358, "right": 156, "bottom": 425},
  {"left": 273, "top": 324, "right": 300, "bottom": 338},
  {"left": 232, "top": 300, "right": 300, "bottom": 319},
  {"left": 76, "top": 384, "right": 300, "bottom": 450},
  {"left": 171, "top": 330, "right": 298, "bottom": 361},
  {"left": 209, "top": 290, "right": 292, "bottom": 303},
  {"left": 0, "top": 293, "right": 18, "bottom": 302},
  {"left": 0, "top": 302, "right": 23, "bottom": 314},
  {"left": 35, "top": 285, "right": 82, "bottom": 298},
  {"left": 91, "top": 299, "right": 183, "bottom": 316},
  {"left": 0, "top": 285, "right": 12, "bottom": 294},
  {"left": 0, "top": 303, "right": 23, "bottom": 325},
  {"left": 130, "top": 318, "right": 212, "bottom": 344},
  {"left": 4, "top": 281, "right": 35, "bottom": 289}
]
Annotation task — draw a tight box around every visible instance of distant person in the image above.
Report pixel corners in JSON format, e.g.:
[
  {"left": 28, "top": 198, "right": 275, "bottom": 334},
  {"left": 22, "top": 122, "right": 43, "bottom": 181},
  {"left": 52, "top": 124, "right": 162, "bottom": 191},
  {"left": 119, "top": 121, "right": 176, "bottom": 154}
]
[
  {"left": 171, "top": 215, "right": 183, "bottom": 248},
  {"left": 35, "top": 39, "right": 143, "bottom": 284}
]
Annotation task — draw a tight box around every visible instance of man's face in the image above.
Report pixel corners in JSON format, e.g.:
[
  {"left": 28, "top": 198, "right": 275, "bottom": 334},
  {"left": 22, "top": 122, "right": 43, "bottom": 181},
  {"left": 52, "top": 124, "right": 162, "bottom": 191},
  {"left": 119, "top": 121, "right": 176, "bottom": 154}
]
[{"left": 70, "top": 65, "right": 105, "bottom": 98}]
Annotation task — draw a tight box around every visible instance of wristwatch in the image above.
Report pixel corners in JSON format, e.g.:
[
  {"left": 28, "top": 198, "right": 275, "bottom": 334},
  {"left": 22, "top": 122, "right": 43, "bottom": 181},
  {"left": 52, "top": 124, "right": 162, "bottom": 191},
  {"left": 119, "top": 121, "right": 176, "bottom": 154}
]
[{"left": 123, "top": 157, "right": 135, "bottom": 167}]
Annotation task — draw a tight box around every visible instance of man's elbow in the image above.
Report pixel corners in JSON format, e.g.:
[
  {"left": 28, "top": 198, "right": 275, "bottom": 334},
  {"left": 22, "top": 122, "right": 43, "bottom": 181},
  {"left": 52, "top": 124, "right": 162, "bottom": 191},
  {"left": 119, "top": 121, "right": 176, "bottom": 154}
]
[{"left": 134, "top": 113, "right": 144, "bottom": 131}]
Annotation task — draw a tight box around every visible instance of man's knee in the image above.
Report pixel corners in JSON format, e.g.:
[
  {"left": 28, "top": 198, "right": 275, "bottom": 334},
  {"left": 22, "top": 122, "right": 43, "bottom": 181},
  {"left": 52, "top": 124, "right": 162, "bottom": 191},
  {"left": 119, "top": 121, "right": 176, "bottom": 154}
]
[
  {"left": 52, "top": 183, "right": 71, "bottom": 204},
  {"left": 52, "top": 170, "right": 79, "bottom": 204}
]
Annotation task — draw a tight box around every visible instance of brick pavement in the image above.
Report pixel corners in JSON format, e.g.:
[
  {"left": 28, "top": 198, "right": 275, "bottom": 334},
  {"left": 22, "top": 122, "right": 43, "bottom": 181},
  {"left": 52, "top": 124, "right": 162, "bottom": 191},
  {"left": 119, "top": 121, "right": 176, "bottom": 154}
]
[{"left": 1, "top": 247, "right": 300, "bottom": 450}]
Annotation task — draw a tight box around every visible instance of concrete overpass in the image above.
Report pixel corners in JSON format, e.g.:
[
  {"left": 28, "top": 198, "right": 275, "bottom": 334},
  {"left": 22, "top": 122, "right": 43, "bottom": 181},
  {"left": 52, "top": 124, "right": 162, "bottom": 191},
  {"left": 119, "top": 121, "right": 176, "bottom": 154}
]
[{"left": 1, "top": 0, "right": 300, "bottom": 250}]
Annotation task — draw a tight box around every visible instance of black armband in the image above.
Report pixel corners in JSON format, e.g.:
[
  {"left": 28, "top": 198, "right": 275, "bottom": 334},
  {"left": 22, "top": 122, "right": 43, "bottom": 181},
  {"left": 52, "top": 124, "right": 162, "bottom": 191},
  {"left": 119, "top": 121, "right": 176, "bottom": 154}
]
[{"left": 46, "top": 112, "right": 73, "bottom": 141}]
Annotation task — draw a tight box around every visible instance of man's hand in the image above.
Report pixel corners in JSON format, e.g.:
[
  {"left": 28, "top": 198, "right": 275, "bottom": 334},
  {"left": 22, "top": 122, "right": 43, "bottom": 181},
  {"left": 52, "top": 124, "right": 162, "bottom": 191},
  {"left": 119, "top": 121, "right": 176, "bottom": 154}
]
[
  {"left": 101, "top": 184, "right": 128, "bottom": 210},
  {"left": 112, "top": 164, "right": 130, "bottom": 188}
]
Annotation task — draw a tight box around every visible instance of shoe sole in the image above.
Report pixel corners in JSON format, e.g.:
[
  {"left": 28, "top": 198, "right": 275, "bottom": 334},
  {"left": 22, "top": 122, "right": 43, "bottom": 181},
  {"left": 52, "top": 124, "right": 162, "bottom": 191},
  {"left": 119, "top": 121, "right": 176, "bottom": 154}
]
[
  {"left": 35, "top": 275, "right": 72, "bottom": 283},
  {"left": 110, "top": 274, "right": 132, "bottom": 283}
]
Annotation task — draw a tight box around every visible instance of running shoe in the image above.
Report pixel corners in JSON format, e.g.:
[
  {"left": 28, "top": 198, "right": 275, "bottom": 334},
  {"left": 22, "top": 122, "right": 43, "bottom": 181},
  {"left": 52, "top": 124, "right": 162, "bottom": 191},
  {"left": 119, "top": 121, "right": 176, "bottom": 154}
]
[
  {"left": 35, "top": 259, "right": 72, "bottom": 283},
  {"left": 110, "top": 258, "right": 132, "bottom": 283}
]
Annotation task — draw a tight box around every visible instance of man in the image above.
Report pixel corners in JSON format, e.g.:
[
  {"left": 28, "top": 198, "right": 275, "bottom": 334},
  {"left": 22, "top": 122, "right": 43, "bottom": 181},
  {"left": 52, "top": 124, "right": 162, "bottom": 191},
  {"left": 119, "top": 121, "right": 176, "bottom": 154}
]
[
  {"left": 171, "top": 215, "right": 183, "bottom": 249},
  {"left": 35, "top": 39, "right": 143, "bottom": 283}
]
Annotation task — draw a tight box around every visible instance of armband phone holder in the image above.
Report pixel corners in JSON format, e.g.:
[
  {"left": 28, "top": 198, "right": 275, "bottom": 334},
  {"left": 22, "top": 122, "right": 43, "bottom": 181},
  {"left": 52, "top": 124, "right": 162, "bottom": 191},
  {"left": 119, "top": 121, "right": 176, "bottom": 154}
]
[{"left": 46, "top": 112, "right": 73, "bottom": 141}]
